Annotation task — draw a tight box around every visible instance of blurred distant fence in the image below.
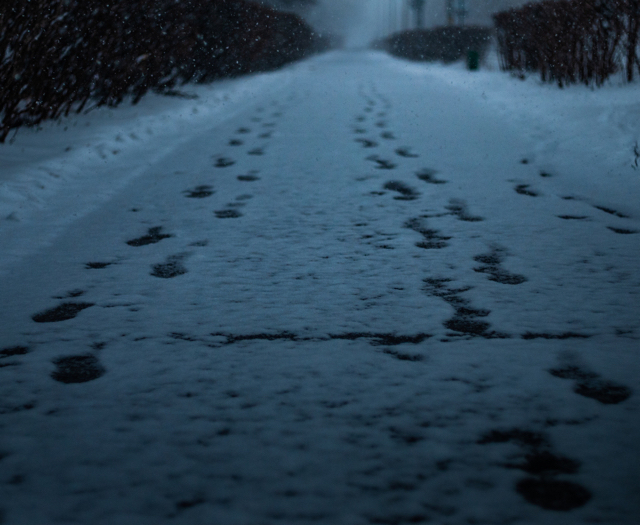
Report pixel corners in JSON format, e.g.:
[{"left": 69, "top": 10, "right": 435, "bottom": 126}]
[
  {"left": 384, "top": 27, "right": 493, "bottom": 64},
  {"left": 0, "top": 0, "right": 319, "bottom": 142},
  {"left": 494, "top": 0, "right": 640, "bottom": 87}
]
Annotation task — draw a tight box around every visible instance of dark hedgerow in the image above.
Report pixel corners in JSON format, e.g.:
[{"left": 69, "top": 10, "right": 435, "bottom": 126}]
[
  {"left": 0, "top": 0, "right": 321, "bottom": 142},
  {"left": 384, "top": 26, "right": 493, "bottom": 64},
  {"left": 494, "top": 0, "right": 640, "bottom": 87}
]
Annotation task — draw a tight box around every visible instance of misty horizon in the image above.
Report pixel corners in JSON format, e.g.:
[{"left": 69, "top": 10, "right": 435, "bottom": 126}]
[{"left": 264, "top": 0, "right": 533, "bottom": 47}]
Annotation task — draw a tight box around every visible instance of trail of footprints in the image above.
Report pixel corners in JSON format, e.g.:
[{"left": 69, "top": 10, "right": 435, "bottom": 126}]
[
  {"left": 515, "top": 161, "right": 637, "bottom": 234},
  {"left": 347, "top": 86, "right": 634, "bottom": 512},
  {"left": 1, "top": 90, "right": 635, "bottom": 518},
  {"left": 3, "top": 100, "right": 292, "bottom": 388}
]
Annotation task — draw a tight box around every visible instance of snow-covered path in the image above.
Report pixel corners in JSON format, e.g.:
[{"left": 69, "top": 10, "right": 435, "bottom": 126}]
[{"left": 1, "top": 51, "right": 639, "bottom": 524}]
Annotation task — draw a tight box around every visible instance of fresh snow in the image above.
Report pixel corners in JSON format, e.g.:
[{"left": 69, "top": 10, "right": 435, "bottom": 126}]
[{"left": 0, "top": 50, "right": 639, "bottom": 524}]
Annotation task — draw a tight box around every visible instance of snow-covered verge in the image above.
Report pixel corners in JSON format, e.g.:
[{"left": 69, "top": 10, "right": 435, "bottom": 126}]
[
  {"left": 0, "top": 51, "right": 638, "bottom": 525},
  {"left": 0, "top": 69, "right": 291, "bottom": 273},
  {"left": 392, "top": 54, "right": 640, "bottom": 214}
]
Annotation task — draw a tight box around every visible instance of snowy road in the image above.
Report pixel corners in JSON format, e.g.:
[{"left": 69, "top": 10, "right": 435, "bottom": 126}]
[{"left": 1, "top": 51, "right": 639, "bottom": 524}]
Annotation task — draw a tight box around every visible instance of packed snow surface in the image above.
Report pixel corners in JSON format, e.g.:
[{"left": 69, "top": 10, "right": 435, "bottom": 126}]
[{"left": 0, "top": 51, "right": 639, "bottom": 524}]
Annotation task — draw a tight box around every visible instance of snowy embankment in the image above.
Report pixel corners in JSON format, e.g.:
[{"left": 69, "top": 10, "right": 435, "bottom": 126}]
[{"left": 0, "top": 51, "right": 638, "bottom": 525}]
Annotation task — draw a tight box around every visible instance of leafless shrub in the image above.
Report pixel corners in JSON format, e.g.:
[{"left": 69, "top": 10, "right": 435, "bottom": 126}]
[
  {"left": 0, "top": 0, "right": 317, "bottom": 142},
  {"left": 494, "top": 0, "right": 640, "bottom": 87}
]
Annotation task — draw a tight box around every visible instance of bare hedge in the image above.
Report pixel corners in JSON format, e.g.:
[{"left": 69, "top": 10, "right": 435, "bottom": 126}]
[
  {"left": 494, "top": 0, "right": 640, "bottom": 87},
  {"left": 0, "top": 0, "right": 317, "bottom": 142},
  {"left": 384, "top": 26, "right": 493, "bottom": 64}
]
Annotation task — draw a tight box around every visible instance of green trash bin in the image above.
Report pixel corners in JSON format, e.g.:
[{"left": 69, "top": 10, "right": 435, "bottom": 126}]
[{"left": 467, "top": 50, "right": 479, "bottom": 71}]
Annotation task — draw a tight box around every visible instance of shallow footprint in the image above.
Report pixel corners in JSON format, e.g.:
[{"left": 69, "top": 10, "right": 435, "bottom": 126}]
[
  {"left": 127, "top": 227, "right": 172, "bottom": 246},
  {"left": 183, "top": 185, "right": 214, "bottom": 198},
  {"left": 608, "top": 226, "right": 638, "bottom": 234},
  {"left": 248, "top": 148, "right": 264, "bottom": 156},
  {"left": 51, "top": 355, "right": 105, "bottom": 383},
  {"left": 594, "top": 205, "right": 629, "bottom": 218},
  {"left": 473, "top": 249, "right": 527, "bottom": 285},
  {"left": 416, "top": 169, "right": 447, "bottom": 185},
  {"left": 238, "top": 174, "right": 260, "bottom": 182},
  {"left": 229, "top": 139, "right": 243, "bottom": 146},
  {"left": 215, "top": 209, "right": 243, "bottom": 219},
  {"left": 85, "top": 262, "right": 113, "bottom": 269},
  {"left": 446, "top": 199, "right": 483, "bottom": 222},
  {"left": 215, "top": 157, "right": 235, "bottom": 168},
  {"left": 355, "top": 138, "right": 378, "bottom": 148},
  {"left": 515, "top": 184, "right": 538, "bottom": 197},
  {"left": 383, "top": 181, "right": 419, "bottom": 201},
  {"left": 549, "top": 366, "right": 632, "bottom": 404},
  {"left": 367, "top": 156, "right": 396, "bottom": 170},
  {"left": 1, "top": 346, "right": 28, "bottom": 358},
  {"left": 516, "top": 478, "right": 591, "bottom": 511},
  {"left": 32, "top": 302, "right": 94, "bottom": 323},
  {"left": 151, "top": 254, "right": 188, "bottom": 279},
  {"left": 395, "top": 147, "right": 418, "bottom": 158}
]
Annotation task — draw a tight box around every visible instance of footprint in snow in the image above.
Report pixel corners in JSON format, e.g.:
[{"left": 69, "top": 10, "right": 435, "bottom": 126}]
[
  {"left": 367, "top": 156, "right": 396, "bottom": 170},
  {"left": 516, "top": 478, "right": 591, "bottom": 511},
  {"left": 85, "top": 262, "right": 113, "bottom": 269},
  {"left": 54, "top": 289, "right": 85, "bottom": 299},
  {"left": 446, "top": 199, "right": 483, "bottom": 222},
  {"left": 416, "top": 168, "right": 447, "bottom": 185},
  {"left": 473, "top": 248, "right": 527, "bottom": 285},
  {"left": 32, "top": 302, "right": 94, "bottom": 323},
  {"left": 229, "top": 139, "right": 243, "bottom": 146},
  {"left": 405, "top": 218, "right": 451, "bottom": 250},
  {"left": 355, "top": 138, "right": 377, "bottom": 148},
  {"left": 423, "top": 278, "right": 507, "bottom": 339},
  {"left": 381, "top": 131, "right": 396, "bottom": 140},
  {"left": 515, "top": 184, "right": 539, "bottom": 197},
  {"left": 594, "top": 205, "right": 629, "bottom": 218},
  {"left": 238, "top": 173, "right": 260, "bottom": 182},
  {"left": 1, "top": 346, "right": 29, "bottom": 358},
  {"left": 51, "top": 355, "right": 105, "bottom": 384},
  {"left": 248, "top": 148, "right": 264, "bottom": 156},
  {"left": 383, "top": 181, "right": 419, "bottom": 201},
  {"left": 215, "top": 209, "right": 242, "bottom": 219},
  {"left": 151, "top": 254, "right": 188, "bottom": 279},
  {"left": 549, "top": 365, "right": 632, "bottom": 404},
  {"left": 214, "top": 157, "right": 235, "bottom": 168},
  {"left": 236, "top": 127, "right": 251, "bottom": 134},
  {"left": 395, "top": 147, "right": 418, "bottom": 158},
  {"left": 478, "top": 428, "right": 590, "bottom": 511},
  {"left": 127, "top": 227, "right": 172, "bottom": 246},
  {"left": 183, "top": 185, "right": 214, "bottom": 198},
  {"left": 607, "top": 226, "right": 638, "bottom": 234}
]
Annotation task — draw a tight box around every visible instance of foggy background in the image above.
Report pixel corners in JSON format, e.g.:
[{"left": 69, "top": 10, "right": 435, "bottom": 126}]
[{"left": 263, "top": 0, "right": 533, "bottom": 47}]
